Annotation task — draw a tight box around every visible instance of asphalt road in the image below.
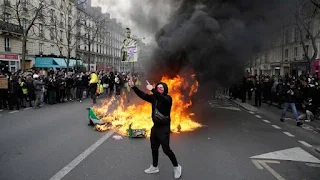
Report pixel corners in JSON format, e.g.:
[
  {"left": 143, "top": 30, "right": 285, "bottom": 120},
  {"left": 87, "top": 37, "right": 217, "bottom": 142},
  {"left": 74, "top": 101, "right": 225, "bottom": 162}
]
[{"left": 0, "top": 96, "right": 320, "bottom": 180}]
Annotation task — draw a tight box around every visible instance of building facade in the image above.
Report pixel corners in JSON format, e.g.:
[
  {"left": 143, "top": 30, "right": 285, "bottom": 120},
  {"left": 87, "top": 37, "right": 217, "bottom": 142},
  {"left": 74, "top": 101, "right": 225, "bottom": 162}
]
[
  {"left": 248, "top": 19, "right": 320, "bottom": 78},
  {"left": 1, "top": 0, "right": 141, "bottom": 72},
  {"left": 76, "top": 0, "right": 127, "bottom": 72},
  {"left": 0, "top": 0, "right": 80, "bottom": 71}
]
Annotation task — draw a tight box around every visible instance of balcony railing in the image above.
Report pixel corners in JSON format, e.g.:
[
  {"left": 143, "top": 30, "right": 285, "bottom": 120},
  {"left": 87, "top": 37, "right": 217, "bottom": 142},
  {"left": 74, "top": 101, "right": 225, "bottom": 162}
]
[{"left": 0, "top": 21, "right": 23, "bottom": 35}]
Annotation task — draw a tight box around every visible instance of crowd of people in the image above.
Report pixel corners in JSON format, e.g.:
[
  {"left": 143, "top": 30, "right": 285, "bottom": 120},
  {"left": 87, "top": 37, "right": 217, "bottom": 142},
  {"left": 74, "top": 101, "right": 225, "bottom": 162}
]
[
  {"left": 229, "top": 73, "right": 320, "bottom": 126},
  {"left": 0, "top": 68, "right": 142, "bottom": 111}
]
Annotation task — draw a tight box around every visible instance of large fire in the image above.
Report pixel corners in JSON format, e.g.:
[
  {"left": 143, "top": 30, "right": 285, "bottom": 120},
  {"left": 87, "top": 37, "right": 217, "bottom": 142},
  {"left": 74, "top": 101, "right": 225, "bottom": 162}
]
[{"left": 93, "top": 75, "right": 202, "bottom": 137}]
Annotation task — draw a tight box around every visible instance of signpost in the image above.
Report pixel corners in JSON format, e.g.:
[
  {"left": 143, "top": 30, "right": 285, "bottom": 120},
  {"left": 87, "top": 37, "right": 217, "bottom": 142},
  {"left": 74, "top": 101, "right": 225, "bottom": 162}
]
[{"left": 0, "top": 78, "right": 8, "bottom": 89}]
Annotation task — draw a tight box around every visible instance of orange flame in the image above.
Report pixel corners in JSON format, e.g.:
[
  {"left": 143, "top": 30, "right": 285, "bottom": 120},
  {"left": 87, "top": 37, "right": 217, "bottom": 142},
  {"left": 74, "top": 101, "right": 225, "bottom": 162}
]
[{"left": 93, "top": 75, "right": 202, "bottom": 136}]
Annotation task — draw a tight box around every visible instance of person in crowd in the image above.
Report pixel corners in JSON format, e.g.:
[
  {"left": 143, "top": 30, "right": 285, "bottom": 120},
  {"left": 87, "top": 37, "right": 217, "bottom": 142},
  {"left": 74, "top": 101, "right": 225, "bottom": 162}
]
[
  {"left": 254, "top": 78, "right": 262, "bottom": 107},
  {"left": 280, "top": 81, "right": 303, "bottom": 126},
  {"left": 89, "top": 71, "right": 98, "bottom": 104}
]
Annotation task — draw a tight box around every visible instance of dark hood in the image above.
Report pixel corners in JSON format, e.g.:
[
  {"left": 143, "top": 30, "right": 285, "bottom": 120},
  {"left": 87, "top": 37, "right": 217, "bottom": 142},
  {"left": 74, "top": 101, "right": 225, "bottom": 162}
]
[{"left": 156, "top": 82, "right": 169, "bottom": 96}]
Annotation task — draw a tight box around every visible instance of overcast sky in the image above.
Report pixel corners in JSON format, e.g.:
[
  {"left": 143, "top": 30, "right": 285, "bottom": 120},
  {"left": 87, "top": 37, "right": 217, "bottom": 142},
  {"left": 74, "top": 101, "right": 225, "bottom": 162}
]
[{"left": 92, "top": 0, "right": 177, "bottom": 44}]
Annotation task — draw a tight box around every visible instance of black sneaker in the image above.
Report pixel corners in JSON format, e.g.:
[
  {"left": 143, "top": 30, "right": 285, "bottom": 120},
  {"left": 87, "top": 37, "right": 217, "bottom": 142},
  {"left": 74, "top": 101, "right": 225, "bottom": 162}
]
[
  {"left": 297, "top": 122, "right": 303, "bottom": 126},
  {"left": 280, "top": 118, "right": 284, "bottom": 122}
]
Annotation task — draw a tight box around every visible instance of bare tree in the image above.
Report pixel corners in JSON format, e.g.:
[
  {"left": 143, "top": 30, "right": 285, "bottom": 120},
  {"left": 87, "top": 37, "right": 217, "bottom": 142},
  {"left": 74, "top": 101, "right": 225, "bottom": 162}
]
[
  {"left": 0, "top": 0, "right": 47, "bottom": 71},
  {"left": 77, "top": 9, "right": 109, "bottom": 71},
  {"left": 310, "top": 0, "right": 320, "bottom": 8},
  {"left": 48, "top": 0, "right": 84, "bottom": 71},
  {"left": 295, "top": 0, "right": 320, "bottom": 73}
]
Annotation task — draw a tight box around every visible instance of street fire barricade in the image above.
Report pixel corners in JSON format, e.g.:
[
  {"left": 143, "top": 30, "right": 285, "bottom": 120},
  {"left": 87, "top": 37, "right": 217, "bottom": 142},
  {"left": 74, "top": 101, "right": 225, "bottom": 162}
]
[{"left": 87, "top": 108, "right": 147, "bottom": 138}]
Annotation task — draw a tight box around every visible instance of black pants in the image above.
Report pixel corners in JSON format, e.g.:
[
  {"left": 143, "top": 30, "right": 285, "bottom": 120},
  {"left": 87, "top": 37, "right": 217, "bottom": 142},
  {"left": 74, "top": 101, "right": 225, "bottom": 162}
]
[
  {"left": 90, "top": 83, "right": 97, "bottom": 104},
  {"left": 255, "top": 93, "right": 262, "bottom": 107},
  {"left": 76, "top": 88, "right": 84, "bottom": 100},
  {"left": 150, "top": 126, "right": 178, "bottom": 167}
]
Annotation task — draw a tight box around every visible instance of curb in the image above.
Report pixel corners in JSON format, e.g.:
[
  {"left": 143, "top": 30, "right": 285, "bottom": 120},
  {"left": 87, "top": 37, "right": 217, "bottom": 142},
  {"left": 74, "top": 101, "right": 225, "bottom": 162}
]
[
  {"left": 227, "top": 97, "right": 258, "bottom": 112},
  {"left": 315, "top": 146, "right": 320, "bottom": 154}
]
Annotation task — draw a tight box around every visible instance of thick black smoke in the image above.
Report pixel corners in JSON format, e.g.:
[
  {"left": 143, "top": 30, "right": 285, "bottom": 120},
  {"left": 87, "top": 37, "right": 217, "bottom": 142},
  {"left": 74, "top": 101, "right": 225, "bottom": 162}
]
[{"left": 147, "top": 0, "right": 292, "bottom": 87}]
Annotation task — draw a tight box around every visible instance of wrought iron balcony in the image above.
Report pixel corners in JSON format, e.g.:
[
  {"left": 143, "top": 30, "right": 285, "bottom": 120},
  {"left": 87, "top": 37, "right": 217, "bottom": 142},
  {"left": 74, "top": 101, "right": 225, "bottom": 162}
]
[{"left": 0, "top": 21, "right": 23, "bottom": 35}]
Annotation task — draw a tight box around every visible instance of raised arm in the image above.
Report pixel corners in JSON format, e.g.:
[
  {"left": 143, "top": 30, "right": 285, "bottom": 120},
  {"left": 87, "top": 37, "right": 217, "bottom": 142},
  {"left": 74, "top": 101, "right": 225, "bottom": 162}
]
[{"left": 132, "top": 86, "right": 153, "bottom": 103}]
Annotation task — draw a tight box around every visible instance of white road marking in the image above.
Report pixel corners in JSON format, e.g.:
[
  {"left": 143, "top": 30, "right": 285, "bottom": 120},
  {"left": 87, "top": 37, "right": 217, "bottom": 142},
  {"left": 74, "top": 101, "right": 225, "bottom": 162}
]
[
  {"left": 24, "top": 107, "right": 32, "bottom": 110},
  {"left": 306, "top": 163, "right": 320, "bottom": 167},
  {"left": 258, "top": 160, "right": 284, "bottom": 180},
  {"left": 249, "top": 111, "right": 255, "bottom": 114},
  {"left": 48, "top": 130, "right": 114, "bottom": 180},
  {"left": 209, "top": 104, "right": 215, "bottom": 107},
  {"left": 298, "top": 141, "right": 313, "bottom": 148},
  {"left": 250, "top": 147, "right": 320, "bottom": 163},
  {"left": 283, "top": 132, "right": 295, "bottom": 137},
  {"left": 262, "top": 120, "right": 270, "bottom": 123},
  {"left": 252, "top": 160, "right": 263, "bottom": 169},
  {"left": 255, "top": 115, "right": 262, "bottom": 118},
  {"left": 9, "top": 110, "right": 19, "bottom": 114},
  {"left": 272, "top": 125, "right": 281, "bottom": 129}
]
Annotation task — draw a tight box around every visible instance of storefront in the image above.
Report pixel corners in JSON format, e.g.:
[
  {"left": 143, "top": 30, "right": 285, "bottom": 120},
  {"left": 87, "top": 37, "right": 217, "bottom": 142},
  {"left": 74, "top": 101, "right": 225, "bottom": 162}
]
[
  {"left": 290, "top": 61, "right": 309, "bottom": 77},
  {"left": 260, "top": 64, "right": 271, "bottom": 76},
  {"left": 0, "top": 53, "right": 20, "bottom": 73},
  {"left": 270, "top": 63, "right": 281, "bottom": 76},
  {"left": 281, "top": 63, "right": 290, "bottom": 76},
  {"left": 34, "top": 57, "right": 83, "bottom": 69}
]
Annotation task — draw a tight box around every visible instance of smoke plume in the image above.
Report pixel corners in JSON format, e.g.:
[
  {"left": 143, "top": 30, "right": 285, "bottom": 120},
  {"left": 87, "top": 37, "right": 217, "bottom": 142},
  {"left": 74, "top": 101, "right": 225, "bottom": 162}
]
[{"left": 146, "top": 0, "right": 292, "bottom": 86}]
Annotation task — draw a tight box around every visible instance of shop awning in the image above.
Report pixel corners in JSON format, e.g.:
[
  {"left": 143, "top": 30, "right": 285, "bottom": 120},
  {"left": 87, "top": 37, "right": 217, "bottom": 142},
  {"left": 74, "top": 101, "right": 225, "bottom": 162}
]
[{"left": 35, "top": 57, "right": 83, "bottom": 68}]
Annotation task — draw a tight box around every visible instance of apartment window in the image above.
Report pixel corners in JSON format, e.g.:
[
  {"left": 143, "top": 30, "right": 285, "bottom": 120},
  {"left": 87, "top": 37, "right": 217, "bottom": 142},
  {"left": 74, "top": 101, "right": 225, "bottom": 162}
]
[
  {"left": 68, "top": 3, "right": 72, "bottom": 14},
  {"left": 39, "top": 43, "right": 43, "bottom": 54},
  {"left": 60, "top": 13, "right": 63, "bottom": 26},
  {"left": 60, "top": 30, "right": 63, "bottom": 42},
  {"left": 51, "top": 45, "right": 54, "bottom": 55},
  {"left": 4, "top": 13, "right": 10, "bottom": 23},
  {"left": 59, "top": 47, "right": 63, "bottom": 54},
  {"left": 50, "top": 9, "right": 55, "bottom": 18},
  {"left": 100, "top": 45, "right": 101, "bottom": 53},
  {"left": 50, "top": 28, "right": 54, "bottom": 40},
  {"left": 294, "top": 28, "right": 299, "bottom": 42},
  {"left": 84, "top": 45, "right": 87, "bottom": 51},
  {"left": 23, "top": 18, "right": 28, "bottom": 29},
  {"left": 294, "top": 47, "right": 298, "bottom": 57},
  {"left": 4, "top": 37, "right": 10, "bottom": 52},
  {"left": 305, "top": 45, "right": 309, "bottom": 57},
  {"left": 39, "top": 24, "right": 43, "bottom": 37},
  {"left": 285, "top": 49, "right": 288, "bottom": 61}
]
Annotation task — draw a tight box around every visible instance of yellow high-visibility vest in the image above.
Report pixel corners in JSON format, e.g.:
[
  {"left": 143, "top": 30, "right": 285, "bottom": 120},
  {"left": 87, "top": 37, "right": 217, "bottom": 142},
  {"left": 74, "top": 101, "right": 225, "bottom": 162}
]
[
  {"left": 20, "top": 82, "right": 28, "bottom": 94},
  {"left": 90, "top": 73, "right": 98, "bottom": 84}
]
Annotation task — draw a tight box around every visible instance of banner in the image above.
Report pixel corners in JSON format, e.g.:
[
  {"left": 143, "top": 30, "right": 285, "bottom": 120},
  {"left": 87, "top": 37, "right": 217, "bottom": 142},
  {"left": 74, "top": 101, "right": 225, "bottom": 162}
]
[
  {"left": 121, "top": 38, "right": 138, "bottom": 62},
  {"left": 0, "top": 78, "right": 8, "bottom": 89}
]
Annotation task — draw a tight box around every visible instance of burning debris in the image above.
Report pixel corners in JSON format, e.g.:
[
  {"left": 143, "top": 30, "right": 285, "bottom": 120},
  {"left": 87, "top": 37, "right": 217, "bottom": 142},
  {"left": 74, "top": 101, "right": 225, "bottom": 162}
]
[{"left": 91, "top": 74, "right": 202, "bottom": 137}]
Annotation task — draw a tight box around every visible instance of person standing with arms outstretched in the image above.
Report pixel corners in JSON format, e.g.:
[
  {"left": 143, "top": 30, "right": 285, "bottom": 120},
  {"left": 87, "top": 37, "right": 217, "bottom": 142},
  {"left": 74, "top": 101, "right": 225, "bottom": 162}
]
[{"left": 128, "top": 78, "right": 182, "bottom": 179}]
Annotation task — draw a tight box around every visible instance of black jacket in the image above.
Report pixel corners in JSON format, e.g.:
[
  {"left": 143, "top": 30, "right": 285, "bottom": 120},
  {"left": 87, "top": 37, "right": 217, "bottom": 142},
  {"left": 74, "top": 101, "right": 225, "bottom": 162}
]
[{"left": 132, "top": 82, "right": 172, "bottom": 126}]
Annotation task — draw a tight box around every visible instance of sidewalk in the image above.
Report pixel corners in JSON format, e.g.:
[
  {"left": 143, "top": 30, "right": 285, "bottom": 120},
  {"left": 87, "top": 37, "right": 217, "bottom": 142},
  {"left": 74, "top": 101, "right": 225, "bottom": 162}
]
[{"left": 225, "top": 96, "right": 258, "bottom": 112}]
